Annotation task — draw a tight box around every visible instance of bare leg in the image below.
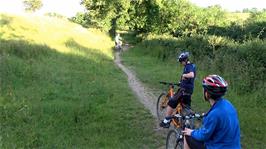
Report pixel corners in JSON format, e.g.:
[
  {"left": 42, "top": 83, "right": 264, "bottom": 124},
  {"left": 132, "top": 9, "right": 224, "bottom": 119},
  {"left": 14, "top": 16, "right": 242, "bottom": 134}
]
[
  {"left": 166, "top": 106, "right": 174, "bottom": 117},
  {"left": 184, "top": 136, "right": 191, "bottom": 149}
]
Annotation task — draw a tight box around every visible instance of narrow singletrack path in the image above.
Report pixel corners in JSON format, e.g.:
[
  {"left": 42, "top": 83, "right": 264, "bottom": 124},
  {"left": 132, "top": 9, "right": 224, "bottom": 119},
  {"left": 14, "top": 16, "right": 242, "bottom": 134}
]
[
  {"left": 114, "top": 45, "right": 157, "bottom": 117},
  {"left": 114, "top": 44, "right": 168, "bottom": 149}
]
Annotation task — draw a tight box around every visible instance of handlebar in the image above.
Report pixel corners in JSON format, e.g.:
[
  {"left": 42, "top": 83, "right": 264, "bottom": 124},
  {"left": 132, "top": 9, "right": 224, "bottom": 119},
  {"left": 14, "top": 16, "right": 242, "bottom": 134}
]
[
  {"left": 170, "top": 113, "right": 205, "bottom": 120},
  {"left": 159, "top": 81, "right": 180, "bottom": 86}
]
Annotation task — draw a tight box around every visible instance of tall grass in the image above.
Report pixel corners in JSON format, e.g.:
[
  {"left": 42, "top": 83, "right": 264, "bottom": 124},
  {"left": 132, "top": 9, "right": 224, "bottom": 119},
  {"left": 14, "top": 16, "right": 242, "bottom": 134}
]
[
  {"left": 122, "top": 33, "right": 266, "bottom": 149},
  {"left": 0, "top": 14, "right": 162, "bottom": 148}
]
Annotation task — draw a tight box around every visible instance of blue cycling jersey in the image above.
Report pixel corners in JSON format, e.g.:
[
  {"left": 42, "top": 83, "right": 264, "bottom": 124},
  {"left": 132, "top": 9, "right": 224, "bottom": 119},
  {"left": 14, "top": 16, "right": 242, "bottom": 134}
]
[
  {"left": 180, "top": 63, "right": 196, "bottom": 93},
  {"left": 191, "top": 98, "right": 241, "bottom": 149}
]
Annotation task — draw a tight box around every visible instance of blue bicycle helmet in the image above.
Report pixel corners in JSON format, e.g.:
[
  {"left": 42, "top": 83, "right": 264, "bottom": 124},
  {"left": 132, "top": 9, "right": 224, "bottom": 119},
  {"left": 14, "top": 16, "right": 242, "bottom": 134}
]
[{"left": 178, "top": 52, "right": 189, "bottom": 62}]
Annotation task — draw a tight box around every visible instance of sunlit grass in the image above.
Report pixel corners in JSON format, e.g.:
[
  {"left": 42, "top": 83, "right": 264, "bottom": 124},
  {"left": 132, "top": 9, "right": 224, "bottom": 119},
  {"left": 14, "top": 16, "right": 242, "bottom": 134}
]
[
  {"left": 0, "top": 14, "right": 162, "bottom": 148},
  {"left": 0, "top": 14, "right": 113, "bottom": 59}
]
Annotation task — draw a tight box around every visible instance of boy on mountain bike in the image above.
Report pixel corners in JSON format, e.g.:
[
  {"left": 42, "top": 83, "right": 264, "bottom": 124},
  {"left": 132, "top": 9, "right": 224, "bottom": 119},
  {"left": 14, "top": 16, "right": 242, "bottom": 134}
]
[
  {"left": 160, "top": 52, "right": 196, "bottom": 128},
  {"left": 115, "top": 33, "right": 122, "bottom": 50},
  {"left": 182, "top": 75, "right": 241, "bottom": 149}
]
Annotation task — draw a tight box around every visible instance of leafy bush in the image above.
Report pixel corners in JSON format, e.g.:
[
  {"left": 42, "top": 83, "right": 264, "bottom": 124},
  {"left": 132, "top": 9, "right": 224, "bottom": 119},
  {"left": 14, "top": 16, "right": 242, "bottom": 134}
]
[{"left": 131, "top": 34, "right": 266, "bottom": 94}]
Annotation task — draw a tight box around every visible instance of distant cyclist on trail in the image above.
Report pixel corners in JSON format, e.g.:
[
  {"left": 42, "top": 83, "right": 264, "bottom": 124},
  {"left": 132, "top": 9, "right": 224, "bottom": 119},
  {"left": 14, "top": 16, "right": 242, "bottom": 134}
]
[
  {"left": 182, "top": 75, "right": 241, "bottom": 149},
  {"left": 115, "top": 33, "right": 122, "bottom": 50},
  {"left": 160, "top": 51, "right": 196, "bottom": 128}
]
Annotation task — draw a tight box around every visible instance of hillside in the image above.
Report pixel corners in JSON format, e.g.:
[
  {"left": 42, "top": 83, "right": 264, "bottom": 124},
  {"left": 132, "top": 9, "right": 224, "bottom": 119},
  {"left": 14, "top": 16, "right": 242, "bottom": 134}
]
[{"left": 0, "top": 14, "right": 161, "bottom": 148}]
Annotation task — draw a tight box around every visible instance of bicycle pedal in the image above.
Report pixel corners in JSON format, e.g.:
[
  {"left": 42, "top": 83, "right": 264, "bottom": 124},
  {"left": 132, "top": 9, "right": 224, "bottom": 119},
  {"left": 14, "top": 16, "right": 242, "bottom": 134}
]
[
  {"left": 179, "top": 135, "right": 183, "bottom": 139},
  {"left": 176, "top": 135, "right": 183, "bottom": 142}
]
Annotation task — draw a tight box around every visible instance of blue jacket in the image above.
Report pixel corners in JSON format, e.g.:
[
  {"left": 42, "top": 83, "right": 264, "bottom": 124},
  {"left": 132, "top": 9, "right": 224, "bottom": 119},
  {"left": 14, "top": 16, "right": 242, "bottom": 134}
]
[{"left": 191, "top": 98, "right": 241, "bottom": 149}]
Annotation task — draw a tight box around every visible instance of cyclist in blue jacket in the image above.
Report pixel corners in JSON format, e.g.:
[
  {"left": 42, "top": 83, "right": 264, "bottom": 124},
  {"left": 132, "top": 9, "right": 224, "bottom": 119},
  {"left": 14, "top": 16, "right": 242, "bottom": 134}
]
[
  {"left": 160, "top": 52, "right": 196, "bottom": 128},
  {"left": 183, "top": 75, "right": 241, "bottom": 149}
]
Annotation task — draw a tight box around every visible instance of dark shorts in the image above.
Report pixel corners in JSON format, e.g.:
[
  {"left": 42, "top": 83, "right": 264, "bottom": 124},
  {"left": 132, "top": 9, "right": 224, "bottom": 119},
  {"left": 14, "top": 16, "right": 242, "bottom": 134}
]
[
  {"left": 186, "top": 136, "right": 205, "bottom": 149},
  {"left": 167, "top": 88, "right": 191, "bottom": 109}
]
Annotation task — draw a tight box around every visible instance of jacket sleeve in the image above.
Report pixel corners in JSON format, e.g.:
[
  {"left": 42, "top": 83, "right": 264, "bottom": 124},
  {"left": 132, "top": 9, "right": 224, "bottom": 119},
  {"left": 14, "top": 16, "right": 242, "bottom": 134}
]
[
  {"left": 191, "top": 113, "right": 218, "bottom": 141},
  {"left": 185, "top": 64, "right": 194, "bottom": 73}
]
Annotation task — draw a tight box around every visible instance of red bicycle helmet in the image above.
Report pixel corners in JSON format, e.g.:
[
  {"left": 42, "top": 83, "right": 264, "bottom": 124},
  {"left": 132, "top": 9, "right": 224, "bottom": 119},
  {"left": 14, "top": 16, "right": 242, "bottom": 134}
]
[{"left": 202, "top": 75, "right": 228, "bottom": 97}]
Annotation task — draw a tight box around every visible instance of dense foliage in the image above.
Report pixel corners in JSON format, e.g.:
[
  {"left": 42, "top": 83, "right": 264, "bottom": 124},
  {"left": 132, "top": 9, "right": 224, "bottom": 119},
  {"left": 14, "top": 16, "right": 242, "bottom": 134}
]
[
  {"left": 131, "top": 34, "right": 265, "bottom": 93},
  {"left": 208, "top": 11, "right": 266, "bottom": 41},
  {"left": 71, "top": 0, "right": 266, "bottom": 89},
  {"left": 76, "top": 0, "right": 130, "bottom": 35},
  {"left": 72, "top": 0, "right": 265, "bottom": 41}
]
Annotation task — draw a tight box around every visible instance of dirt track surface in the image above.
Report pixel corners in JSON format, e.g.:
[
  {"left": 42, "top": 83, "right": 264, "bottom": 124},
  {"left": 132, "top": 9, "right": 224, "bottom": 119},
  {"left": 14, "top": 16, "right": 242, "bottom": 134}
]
[
  {"left": 114, "top": 45, "right": 157, "bottom": 117},
  {"left": 114, "top": 45, "right": 169, "bottom": 149}
]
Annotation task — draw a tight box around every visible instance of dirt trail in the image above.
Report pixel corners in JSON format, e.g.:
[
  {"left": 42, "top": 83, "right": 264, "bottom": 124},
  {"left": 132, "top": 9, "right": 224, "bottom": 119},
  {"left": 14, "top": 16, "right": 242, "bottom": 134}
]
[
  {"left": 114, "top": 44, "right": 158, "bottom": 117},
  {"left": 114, "top": 44, "right": 166, "bottom": 149}
]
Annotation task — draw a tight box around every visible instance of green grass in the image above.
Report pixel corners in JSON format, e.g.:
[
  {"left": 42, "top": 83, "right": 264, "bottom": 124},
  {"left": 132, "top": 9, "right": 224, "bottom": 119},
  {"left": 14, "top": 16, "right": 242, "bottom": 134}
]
[
  {"left": 0, "top": 14, "right": 162, "bottom": 148},
  {"left": 121, "top": 39, "right": 266, "bottom": 149},
  {"left": 121, "top": 47, "right": 209, "bottom": 112}
]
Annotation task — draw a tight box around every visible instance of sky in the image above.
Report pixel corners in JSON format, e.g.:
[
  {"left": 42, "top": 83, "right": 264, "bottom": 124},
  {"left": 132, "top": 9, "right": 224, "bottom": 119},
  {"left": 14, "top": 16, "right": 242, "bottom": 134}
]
[
  {"left": 0, "top": 0, "right": 85, "bottom": 17},
  {"left": 0, "top": 0, "right": 266, "bottom": 17}
]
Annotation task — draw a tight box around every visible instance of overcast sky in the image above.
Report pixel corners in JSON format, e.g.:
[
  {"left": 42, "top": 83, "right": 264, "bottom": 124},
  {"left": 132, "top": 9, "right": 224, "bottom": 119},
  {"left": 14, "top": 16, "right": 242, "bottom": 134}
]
[{"left": 0, "top": 0, "right": 266, "bottom": 17}]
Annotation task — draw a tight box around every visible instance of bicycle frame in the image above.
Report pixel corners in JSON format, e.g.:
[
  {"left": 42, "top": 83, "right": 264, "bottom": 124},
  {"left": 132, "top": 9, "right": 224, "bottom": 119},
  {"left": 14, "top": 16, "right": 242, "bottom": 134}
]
[
  {"left": 158, "top": 81, "right": 187, "bottom": 128},
  {"left": 160, "top": 84, "right": 174, "bottom": 108},
  {"left": 158, "top": 81, "right": 203, "bottom": 149},
  {"left": 166, "top": 113, "right": 204, "bottom": 149},
  {"left": 171, "top": 103, "right": 182, "bottom": 127}
]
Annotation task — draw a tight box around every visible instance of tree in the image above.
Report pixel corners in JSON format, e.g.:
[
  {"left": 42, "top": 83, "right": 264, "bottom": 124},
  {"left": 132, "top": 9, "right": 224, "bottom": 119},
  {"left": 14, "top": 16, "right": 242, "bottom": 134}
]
[
  {"left": 127, "top": 0, "right": 160, "bottom": 33},
  {"left": 159, "top": 0, "right": 203, "bottom": 36},
  {"left": 23, "top": 0, "right": 43, "bottom": 12},
  {"left": 81, "top": 0, "right": 130, "bottom": 34}
]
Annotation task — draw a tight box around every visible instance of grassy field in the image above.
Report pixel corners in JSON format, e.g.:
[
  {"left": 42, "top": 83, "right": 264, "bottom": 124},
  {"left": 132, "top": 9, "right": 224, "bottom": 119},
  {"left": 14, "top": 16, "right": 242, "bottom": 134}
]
[
  {"left": 121, "top": 39, "right": 266, "bottom": 149},
  {"left": 0, "top": 14, "right": 162, "bottom": 148}
]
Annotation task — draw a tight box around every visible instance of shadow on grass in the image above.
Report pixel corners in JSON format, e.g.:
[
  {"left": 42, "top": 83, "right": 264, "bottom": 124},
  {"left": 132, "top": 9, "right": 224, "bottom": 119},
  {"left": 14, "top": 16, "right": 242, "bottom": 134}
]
[
  {"left": 65, "top": 38, "right": 96, "bottom": 55},
  {"left": 0, "top": 38, "right": 161, "bottom": 148},
  {"left": 64, "top": 38, "right": 111, "bottom": 62},
  {"left": 0, "top": 38, "right": 113, "bottom": 148}
]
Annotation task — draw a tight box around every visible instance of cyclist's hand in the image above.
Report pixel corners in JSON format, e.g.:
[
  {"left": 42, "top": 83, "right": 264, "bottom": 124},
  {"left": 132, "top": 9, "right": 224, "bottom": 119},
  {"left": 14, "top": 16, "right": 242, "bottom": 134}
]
[
  {"left": 182, "top": 128, "right": 193, "bottom": 136},
  {"left": 182, "top": 74, "right": 187, "bottom": 80}
]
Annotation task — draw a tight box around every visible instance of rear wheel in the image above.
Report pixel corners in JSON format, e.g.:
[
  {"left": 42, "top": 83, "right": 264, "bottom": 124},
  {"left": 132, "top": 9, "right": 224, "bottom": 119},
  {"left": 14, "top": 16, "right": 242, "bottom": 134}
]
[
  {"left": 156, "top": 92, "right": 169, "bottom": 121},
  {"left": 166, "top": 129, "right": 183, "bottom": 149}
]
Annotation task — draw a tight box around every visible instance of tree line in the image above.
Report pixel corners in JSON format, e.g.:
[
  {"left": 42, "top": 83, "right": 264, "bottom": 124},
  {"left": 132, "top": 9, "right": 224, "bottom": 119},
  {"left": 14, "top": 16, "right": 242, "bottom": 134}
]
[
  {"left": 70, "top": 0, "right": 266, "bottom": 95},
  {"left": 71, "top": 0, "right": 266, "bottom": 41}
]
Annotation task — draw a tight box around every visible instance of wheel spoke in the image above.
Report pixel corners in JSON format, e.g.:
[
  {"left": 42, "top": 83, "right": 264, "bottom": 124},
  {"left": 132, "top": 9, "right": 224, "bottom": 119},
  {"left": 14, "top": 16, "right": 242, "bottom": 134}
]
[
  {"left": 166, "top": 130, "right": 183, "bottom": 149},
  {"left": 157, "top": 93, "right": 168, "bottom": 121}
]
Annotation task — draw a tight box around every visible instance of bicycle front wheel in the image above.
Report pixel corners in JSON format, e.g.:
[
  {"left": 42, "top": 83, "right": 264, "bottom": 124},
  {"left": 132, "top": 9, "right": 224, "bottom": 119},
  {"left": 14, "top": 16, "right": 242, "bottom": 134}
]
[
  {"left": 156, "top": 92, "right": 169, "bottom": 121},
  {"left": 166, "top": 129, "right": 183, "bottom": 149}
]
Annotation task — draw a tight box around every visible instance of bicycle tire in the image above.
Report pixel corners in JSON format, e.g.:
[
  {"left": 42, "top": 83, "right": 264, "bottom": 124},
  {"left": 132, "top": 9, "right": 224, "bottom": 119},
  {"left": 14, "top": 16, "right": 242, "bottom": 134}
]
[
  {"left": 166, "top": 129, "right": 183, "bottom": 149},
  {"left": 156, "top": 92, "right": 168, "bottom": 121}
]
